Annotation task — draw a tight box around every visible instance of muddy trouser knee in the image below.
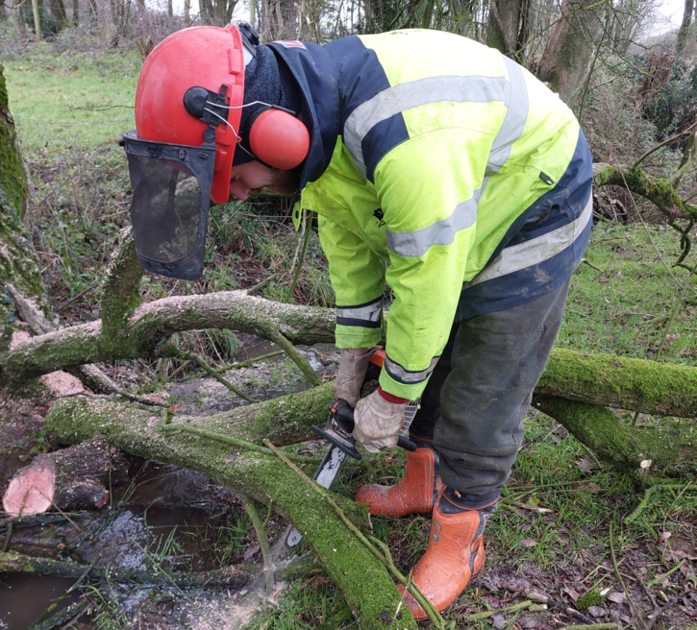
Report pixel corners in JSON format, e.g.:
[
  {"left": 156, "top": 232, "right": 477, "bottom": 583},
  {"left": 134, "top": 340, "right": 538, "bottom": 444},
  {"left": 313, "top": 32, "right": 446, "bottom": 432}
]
[{"left": 409, "top": 278, "right": 571, "bottom": 498}]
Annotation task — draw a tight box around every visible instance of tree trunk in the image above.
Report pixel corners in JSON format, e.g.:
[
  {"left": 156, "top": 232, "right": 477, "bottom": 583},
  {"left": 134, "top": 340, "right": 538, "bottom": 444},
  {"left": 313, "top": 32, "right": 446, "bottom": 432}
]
[
  {"left": 44, "top": 396, "right": 418, "bottom": 630},
  {"left": 676, "top": 0, "right": 694, "bottom": 54},
  {"left": 486, "top": 0, "right": 531, "bottom": 61},
  {"left": 47, "top": 0, "right": 69, "bottom": 31},
  {"left": 72, "top": 0, "right": 79, "bottom": 25},
  {"left": 0, "top": 65, "right": 53, "bottom": 355},
  {"left": 536, "top": 0, "right": 604, "bottom": 108},
  {"left": 31, "top": 0, "right": 42, "bottom": 40},
  {"left": 2, "top": 435, "right": 128, "bottom": 517},
  {"left": 6, "top": 0, "right": 28, "bottom": 39},
  {"left": 184, "top": 0, "right": 190, "bottom": 24}
]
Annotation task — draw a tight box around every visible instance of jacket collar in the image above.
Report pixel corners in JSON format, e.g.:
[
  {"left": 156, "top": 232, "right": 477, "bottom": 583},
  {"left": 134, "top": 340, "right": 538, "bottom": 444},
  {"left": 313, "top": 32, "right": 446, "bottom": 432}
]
[{"left": 268, "top": 41, "right": 341, "bottom": 192}]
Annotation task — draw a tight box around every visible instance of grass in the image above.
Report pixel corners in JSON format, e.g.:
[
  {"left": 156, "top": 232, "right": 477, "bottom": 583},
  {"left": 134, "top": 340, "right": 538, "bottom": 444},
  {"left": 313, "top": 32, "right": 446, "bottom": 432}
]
[
  {"left": 3, "top": 32, "right": 697, "bottom": 630},
  {"left": 3, "top": 41, "right": 139, "bottom": 151}
]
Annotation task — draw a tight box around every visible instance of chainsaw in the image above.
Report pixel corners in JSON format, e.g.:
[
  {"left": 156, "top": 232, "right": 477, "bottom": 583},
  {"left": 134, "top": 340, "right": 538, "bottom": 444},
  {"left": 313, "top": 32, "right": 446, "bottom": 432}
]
[{"left": 284, "top": 349, "right": 418, "bottom": 549}]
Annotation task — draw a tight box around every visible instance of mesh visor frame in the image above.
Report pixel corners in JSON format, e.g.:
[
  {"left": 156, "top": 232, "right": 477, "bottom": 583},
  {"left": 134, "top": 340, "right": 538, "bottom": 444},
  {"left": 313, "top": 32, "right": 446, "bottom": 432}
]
[{"left": 122, "top": 130, "right": 217, "bottom": 281}]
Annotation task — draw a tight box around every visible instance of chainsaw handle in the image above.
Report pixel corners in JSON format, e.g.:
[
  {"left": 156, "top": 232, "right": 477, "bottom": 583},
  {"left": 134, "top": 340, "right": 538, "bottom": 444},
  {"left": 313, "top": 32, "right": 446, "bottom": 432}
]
[{"left": 330, "top": 399, "right": 417, "bottom": 452}]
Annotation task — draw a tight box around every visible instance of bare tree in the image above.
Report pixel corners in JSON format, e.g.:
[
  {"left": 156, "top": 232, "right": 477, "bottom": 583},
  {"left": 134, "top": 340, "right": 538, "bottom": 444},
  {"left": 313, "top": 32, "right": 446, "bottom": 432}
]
[
  {"left": 31, "top": 0, "right": 42, "bottom": 40},
  {"left": 487, "top": 0, "right": 533, "bottom": 61},
  {"left": 537, "top": 0, "right": 606, "bottom": 109},
  {"left": 677, "top": 0, "right": 694, "bottom": 53}
]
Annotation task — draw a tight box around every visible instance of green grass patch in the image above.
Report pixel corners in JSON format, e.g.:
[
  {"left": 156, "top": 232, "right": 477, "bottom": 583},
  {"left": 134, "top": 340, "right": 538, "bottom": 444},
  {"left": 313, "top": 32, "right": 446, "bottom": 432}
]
[{"left": 3, "top": 42, "right": 139, "bottom": 151}]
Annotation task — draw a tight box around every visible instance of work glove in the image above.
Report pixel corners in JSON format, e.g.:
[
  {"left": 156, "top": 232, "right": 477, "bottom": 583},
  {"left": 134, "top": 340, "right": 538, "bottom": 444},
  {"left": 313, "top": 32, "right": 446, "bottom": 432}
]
[
  {"left": 353, "top": 389, "right": 407, "bottom": 453},
  {"left": 334, "top": 348, "right": 376, "bottom": 408}
]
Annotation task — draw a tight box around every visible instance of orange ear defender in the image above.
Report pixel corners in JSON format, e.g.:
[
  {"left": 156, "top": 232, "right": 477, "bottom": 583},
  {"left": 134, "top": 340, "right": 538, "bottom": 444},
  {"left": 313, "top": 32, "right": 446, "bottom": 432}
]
[{"left": 248, "top": 107, "right": 310, "bottom": 170}]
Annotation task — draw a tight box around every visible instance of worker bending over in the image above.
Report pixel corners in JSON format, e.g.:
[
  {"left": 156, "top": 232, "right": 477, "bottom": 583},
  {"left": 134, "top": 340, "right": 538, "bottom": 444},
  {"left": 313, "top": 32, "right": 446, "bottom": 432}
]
[{"left": 122, "top": 23, "right": 592, "bottom": 618}]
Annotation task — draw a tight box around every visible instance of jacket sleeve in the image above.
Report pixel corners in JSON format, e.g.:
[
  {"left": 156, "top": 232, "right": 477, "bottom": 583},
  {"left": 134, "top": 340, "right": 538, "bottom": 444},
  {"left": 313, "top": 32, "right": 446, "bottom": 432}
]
[
  {"left": 317, "top": 214, "right": 386, "bottom": 350},
  {"left": 373, "top": 129, "right": 490, "bottom": 400}
]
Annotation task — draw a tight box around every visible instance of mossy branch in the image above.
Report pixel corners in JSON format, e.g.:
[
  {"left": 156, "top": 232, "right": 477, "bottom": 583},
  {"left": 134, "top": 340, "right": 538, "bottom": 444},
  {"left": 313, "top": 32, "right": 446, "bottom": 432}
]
[
  {"left": 99, "top": 227, "right": 144, "bottom": 336},
  {"left": 536, "top": 348, "right": 697, "bottom": 418},
  {"left": 593, "top": 163, "right": 697, "bottom": 221},
  {"left": 43, "top": 395, "right": 414, "bottom": 630},
  {"left": 533, "top": 395, "right": 697, "bottom": 474}
]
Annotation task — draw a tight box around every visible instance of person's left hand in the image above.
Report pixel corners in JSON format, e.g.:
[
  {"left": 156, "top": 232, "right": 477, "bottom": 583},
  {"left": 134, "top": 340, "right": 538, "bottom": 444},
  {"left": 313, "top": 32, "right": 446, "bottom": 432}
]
[{"left": 353, "top": 390, "right": 407, "bottom": 453}]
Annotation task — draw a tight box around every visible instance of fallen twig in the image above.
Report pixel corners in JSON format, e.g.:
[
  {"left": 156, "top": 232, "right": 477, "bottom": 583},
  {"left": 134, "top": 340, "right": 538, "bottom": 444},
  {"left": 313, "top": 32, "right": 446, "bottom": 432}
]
[
  {"left": 525, "top": 591, "right": 595, "bottom": 624},
  {"left": 462, "top": 599, "right": 543, "bottom": 621},
  {"left": 609, "top": 522, "right": 647, "bottom": 630},
  {"left": 160, "top": 343, "right": 255, "bottom": 403},
  {"left": 647, "top": 559, "right": 686, "bottom": 587},
  {"left": 240, "top": 494, "right": 275, "bottom": 596},
  {"left": 259, "top": 325, "right": 323, "bottom": 387},
  {"left": 160, "top": 424, "right": 315, "bottom": 464},
  {"left": 580, "top": 258, "right": 605, "bottom": 274}
]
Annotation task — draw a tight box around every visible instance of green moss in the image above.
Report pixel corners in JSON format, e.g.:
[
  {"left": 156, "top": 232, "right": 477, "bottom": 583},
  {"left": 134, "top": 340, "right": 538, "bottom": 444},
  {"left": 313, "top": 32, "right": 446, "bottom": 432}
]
[
  {"left": 0, "top": 64, "right": 27, "bottom": 213},
  {"left": 577, "top": 590, "right": 604, "bottom": 613},
  {"left": 539, "top": 348, "right": 697, "bottom": 418},
  {"left": 44, "top": 395, "right": 415, "bottom": 629}
]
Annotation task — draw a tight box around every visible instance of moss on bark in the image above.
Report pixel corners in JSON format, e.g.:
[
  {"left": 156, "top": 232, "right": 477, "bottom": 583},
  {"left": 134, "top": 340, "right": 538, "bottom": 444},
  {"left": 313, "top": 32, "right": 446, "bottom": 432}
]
[
  {"left": 593, "top": 163, "right": 697, "bottom": 221},
  {"left": 533, "top": 395, "right": 697, "bottom": 474},
  {"left": 0, "top": 64, "right": 27, "bottom": 213},
  {"left": 45, "top": 395, "right": 416, "bottom": 629},
  {"left": 539, "top": 348, "right": 697, "bottom": 418},
  {"left": 99, "top": 229, "right": 143, "bottom": 336}
]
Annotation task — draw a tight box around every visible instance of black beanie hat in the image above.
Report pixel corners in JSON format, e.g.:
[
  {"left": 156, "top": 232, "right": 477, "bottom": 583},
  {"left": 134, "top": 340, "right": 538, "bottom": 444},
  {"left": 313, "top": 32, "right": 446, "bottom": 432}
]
[{"left": 234, "top": 45, "right": 302, "bottom": 166}]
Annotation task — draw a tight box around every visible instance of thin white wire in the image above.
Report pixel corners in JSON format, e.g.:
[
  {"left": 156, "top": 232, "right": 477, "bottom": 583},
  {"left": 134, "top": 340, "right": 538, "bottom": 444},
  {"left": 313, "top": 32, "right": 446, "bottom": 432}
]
[{"left": 202, "top": 107, "right": 255, "bottom": 160}]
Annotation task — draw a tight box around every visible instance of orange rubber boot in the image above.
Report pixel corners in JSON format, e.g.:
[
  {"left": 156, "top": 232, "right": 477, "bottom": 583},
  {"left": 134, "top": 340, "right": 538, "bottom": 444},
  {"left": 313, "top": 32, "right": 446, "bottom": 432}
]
[
  {"left": 355, "top": 445, "right": 440, "bottom": 517},
  {"left": 401, "top": 488, "right": 496, "bottom": 620}
]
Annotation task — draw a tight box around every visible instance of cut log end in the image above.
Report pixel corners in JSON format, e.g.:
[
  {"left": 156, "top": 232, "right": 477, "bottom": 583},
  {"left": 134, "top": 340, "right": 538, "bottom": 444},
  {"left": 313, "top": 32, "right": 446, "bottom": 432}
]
[{"left": 2, "top": 459, "right": 56, "bottom": 517}]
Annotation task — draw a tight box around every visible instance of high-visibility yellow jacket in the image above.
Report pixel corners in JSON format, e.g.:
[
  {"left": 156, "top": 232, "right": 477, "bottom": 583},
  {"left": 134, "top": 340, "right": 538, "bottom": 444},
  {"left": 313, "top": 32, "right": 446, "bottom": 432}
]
[{"left": 269, "top": 30, "right": 592, "bottom": 400}]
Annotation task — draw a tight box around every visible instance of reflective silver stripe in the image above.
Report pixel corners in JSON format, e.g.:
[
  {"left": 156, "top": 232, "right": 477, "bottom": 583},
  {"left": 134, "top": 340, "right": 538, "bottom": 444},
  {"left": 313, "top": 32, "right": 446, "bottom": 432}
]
[
  {"left": 486, "top": 57, "right": 529, "bottom": 176},
  {"left": 464, "top": 193, "right": 593, "bottom": 288},
  {"left": 386, "top": 193, "right": 480, "bottom": 258},
  {"left": 344, "top": 75, "right": 508, "bottom": 177},
  {"left": 336, "top": 298, "right": 383, "bottom": 323},
  {"left": 385, "top": 355, "right": 440, "bottom": 384}
]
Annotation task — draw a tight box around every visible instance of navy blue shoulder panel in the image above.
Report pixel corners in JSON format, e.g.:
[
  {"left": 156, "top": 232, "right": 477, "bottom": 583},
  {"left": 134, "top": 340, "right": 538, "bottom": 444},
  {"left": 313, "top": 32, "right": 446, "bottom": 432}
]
[
  {"left": 362, "top": 116, "right": 410, "bottom": 182},
  {"left": 324, "top": 36, "right": 410, "bottom": 183},
  {"left": 268, "top": 41, "right": 341, "bottom": 187}
]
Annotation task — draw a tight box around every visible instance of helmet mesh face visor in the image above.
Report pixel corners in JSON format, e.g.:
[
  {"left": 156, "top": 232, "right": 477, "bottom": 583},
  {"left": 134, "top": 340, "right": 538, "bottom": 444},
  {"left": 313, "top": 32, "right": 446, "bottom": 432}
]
[
  {"left": 122, "top": 130, "right": 216, "bottom": 280},
  {"left": 129, "top": 156, "right": 202, "bottom": 263}
]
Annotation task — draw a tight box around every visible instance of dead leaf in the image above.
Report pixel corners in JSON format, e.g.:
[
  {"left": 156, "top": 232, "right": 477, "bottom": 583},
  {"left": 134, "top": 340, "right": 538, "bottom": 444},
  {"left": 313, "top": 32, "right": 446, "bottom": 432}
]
[
  {"left": 588, "top": 605, "right": 607, "bottom": 618},
  {"left": 563, "top": 586, "right": 580, "bottom": 602},
  {"left": 577, "top": 456, "right": 595, "bottom": 473},
  {"left": 519, "top": 538, "right": 539, "bottom": 548},
  {"left": 243, "top": 544, "right": 260, "bottom": 560},
  {"left": 491, "top": 612, "right": 508, "bottom": 629},
  {"left": 607, "top": 592, "right": 627, "bottom": 604}
]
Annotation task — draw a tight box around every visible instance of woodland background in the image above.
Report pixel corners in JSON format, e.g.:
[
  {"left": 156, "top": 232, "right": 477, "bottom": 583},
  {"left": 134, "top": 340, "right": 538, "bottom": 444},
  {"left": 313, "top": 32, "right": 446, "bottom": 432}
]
[{"left": 1, "top": 1, "right": 697, "bottom": 629}]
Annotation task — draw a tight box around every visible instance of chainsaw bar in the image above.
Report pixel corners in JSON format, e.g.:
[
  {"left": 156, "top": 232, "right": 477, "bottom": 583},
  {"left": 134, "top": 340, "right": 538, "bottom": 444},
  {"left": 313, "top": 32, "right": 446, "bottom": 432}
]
[{"left": 284, "top": 443, "right": 348, "bottom": 549}]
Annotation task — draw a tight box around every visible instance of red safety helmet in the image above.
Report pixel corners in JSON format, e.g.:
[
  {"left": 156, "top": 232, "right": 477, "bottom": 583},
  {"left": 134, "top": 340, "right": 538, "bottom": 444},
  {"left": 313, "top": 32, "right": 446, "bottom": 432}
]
[
  {"left": 135, "top": 24, "right": 245, "bottom": 204},
  {"left": 123, "top": 24, "right": 309, "bottom": 281}
]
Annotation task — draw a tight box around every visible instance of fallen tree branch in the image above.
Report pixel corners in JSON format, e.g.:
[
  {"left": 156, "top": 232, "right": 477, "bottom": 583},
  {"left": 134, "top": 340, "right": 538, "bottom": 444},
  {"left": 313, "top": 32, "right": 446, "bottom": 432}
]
[
  {"left": 2, "top": 291, "right": 334, "bottom": 382},
  {"left": 535, "top": 348, "right": 697, "bottom": 418},
  {"left": 44, "top": 395, "right": 416, "bottom": 630},
  {"left": 0, "top": 549, "right": 258, "bottom": 588},
  {"left": 593, "top": 163, "right": 697, "bottom": 221},
  {"left": 533, "top": 396, "right": 697, "bottom": 474}
]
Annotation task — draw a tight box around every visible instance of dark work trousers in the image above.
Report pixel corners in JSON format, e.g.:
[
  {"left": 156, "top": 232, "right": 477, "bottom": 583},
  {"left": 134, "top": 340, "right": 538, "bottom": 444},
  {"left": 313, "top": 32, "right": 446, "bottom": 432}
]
[{"left": 409, "top": 278, "right": 571, "bottom": 499}]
